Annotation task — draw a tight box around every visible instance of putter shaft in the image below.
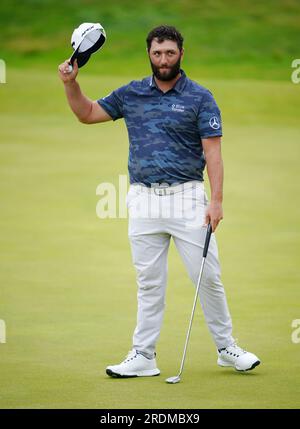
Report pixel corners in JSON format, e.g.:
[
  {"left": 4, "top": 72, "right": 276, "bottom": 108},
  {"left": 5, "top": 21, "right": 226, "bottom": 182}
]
[
  {"left": 177, "top": 256, "right": 206, "bottom": 377},
  {"left": 166, "top": 224, "right": 212, "bottom": 383}
]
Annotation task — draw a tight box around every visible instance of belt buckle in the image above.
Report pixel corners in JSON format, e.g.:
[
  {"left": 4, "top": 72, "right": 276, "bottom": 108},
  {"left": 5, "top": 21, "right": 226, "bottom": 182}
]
[{"left": 153, "top": 184, "right": 168, "bottom": 196}]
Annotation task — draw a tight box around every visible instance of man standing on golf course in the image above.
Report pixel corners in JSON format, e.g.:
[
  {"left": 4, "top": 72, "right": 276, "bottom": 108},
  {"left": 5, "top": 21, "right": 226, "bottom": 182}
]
[{"left": 58, "top": 25, "right": 260, "bottom": 378}]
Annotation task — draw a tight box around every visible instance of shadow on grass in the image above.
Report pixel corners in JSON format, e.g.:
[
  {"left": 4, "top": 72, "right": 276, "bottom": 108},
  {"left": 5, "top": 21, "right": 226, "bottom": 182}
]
[{"left": 204, "top": 368, "right": 264, "bottom": 378}]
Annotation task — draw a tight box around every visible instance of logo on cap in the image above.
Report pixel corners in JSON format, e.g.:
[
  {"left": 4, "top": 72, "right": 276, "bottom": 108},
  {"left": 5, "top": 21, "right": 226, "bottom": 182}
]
[{"left": 81, "top": 25, "right": 95, "bottom": 37}]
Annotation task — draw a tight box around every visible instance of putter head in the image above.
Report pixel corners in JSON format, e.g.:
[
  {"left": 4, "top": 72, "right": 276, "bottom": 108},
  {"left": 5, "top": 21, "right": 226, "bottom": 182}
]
[{"left": 165, "top": 375, "right": 181, "bottom": 384}]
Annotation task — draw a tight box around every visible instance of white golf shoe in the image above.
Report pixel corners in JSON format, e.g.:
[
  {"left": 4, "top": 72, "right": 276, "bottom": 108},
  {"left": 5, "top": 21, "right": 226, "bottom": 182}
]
[
  {"left": 106, "top": 349, "right": 160, "bottom": 378},
  {"left": 217, "top": 342, "right": 261, "bottom": 372}
]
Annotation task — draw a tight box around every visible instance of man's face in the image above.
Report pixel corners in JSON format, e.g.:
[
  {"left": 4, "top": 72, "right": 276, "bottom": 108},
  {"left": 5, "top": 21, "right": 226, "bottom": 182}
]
[{"left": 148, "top": 39, "right": 183, "bottom": 81}]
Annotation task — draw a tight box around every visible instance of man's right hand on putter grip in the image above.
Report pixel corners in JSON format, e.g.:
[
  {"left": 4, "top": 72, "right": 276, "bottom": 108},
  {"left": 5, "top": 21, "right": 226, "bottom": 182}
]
[{"left": 58, "top": 59, "right": 78, "bottom": 83}]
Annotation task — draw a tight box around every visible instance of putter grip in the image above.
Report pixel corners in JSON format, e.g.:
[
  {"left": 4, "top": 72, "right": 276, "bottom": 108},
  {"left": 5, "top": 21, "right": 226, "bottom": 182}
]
[{"left": 203, "top": 224, "right": 212, "bottom": 258}]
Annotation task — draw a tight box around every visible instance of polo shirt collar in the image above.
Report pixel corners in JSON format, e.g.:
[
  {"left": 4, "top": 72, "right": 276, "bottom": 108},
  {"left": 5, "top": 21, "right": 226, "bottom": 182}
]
[{"left": 149, "top": 69, "right": 187, "bottom": 93}]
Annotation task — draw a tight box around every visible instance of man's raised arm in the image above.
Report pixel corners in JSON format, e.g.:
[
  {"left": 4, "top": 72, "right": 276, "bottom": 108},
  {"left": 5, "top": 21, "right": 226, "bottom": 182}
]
[{"left": 58, "top": 59, "right": 112, "bottom": 124}]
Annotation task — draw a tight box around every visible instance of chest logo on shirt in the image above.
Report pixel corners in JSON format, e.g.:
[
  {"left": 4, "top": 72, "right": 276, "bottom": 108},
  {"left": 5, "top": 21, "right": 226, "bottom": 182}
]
[
  {"left": 209, "top": 116, "right": 220, "bottom": 129},
  {"left": 171, "top": 104, "right": 185, "bottom": 113}
]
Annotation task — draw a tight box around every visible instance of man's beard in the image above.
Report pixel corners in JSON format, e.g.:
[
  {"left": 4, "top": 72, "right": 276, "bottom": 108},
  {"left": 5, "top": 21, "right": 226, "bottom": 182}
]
[{"left": 150, "top": 57, "right": 181, "bottom": 81}]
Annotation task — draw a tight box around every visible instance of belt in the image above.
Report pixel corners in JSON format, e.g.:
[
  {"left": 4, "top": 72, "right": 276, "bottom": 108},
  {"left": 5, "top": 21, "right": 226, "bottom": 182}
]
[{"left": 130, "top": 181, "right": 204, "bottom": 196}]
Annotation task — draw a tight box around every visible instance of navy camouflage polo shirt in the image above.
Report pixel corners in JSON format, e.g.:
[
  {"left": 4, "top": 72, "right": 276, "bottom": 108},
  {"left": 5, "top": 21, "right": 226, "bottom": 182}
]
[{"left": 97, "top": 70, "right": 222, "bottom": 186}]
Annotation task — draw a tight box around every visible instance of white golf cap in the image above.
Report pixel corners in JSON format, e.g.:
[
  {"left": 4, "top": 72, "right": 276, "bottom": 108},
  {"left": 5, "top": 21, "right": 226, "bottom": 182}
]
[{"left": 70, "top": 22, "right": 106, "bottom": 68}]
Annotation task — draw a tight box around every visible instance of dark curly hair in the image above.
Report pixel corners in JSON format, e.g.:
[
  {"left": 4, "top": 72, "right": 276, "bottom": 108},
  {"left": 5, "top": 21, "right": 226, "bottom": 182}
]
[{"left": 146, "top": 25, "right": 184, "bottom": 52}]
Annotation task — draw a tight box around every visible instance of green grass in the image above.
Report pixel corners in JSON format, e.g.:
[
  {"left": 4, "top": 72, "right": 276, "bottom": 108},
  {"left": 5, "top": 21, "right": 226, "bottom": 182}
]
[
  {"left": 1, "top": 0, "right": 300, "bottom": 79},
  {"left": 0, "top": 68, "right": 300, "bottom": 408}
]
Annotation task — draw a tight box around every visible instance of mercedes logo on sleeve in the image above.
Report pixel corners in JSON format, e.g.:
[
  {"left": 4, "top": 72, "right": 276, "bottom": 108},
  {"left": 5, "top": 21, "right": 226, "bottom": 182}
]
[{"left": 209, "top": 116, "right": 220, "bottom": 130}]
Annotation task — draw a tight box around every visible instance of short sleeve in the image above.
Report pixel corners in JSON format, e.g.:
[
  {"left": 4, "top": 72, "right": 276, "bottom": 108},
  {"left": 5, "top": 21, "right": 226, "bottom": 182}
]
[
  {"left": 97, "top": 84, "right": 128, "bottom": 121},
  {"left": 197, "top": 90, "right": 222, "bottom": 138}
]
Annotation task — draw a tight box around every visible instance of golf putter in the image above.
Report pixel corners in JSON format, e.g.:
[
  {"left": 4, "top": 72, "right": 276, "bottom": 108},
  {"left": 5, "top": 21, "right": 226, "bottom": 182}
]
[{"left": 166, "top": 223, "right": 213, "bottom": 384}]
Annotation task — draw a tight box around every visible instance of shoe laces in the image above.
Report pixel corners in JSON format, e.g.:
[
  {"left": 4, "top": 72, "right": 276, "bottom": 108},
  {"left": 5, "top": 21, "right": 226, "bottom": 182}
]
[
  {"left": 224, "top": 341, "right": 247, "bottom": 357},
  {"left": 122, "top": 350, "right": 138, "bottom": 363}
]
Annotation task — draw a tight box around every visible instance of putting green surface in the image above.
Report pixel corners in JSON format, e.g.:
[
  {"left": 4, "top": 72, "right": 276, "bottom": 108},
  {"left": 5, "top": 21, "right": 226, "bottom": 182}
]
[{"left": 0, "top": 69, "right": 300, "bottom": 408}]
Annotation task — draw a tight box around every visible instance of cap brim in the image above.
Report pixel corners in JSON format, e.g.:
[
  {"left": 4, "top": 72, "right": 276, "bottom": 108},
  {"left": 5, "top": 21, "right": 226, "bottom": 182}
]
[
  {"left": 70, "top": 48, "right": 91, "bottom": 68},
  {"left": 70, "top": 33, "right": 106, "bottom": 68}
]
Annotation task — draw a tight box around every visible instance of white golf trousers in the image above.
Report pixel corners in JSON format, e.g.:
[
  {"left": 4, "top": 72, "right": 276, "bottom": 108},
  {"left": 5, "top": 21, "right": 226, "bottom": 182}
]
[{"left": 127, "top": 180, "right": 234, "bottom": 358}]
